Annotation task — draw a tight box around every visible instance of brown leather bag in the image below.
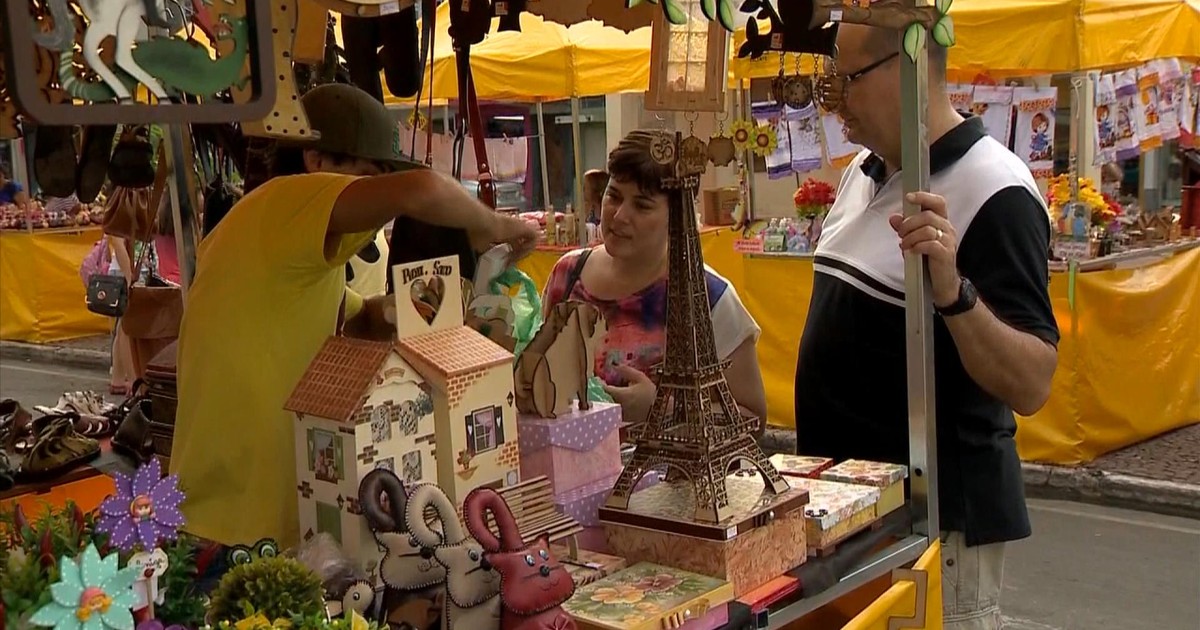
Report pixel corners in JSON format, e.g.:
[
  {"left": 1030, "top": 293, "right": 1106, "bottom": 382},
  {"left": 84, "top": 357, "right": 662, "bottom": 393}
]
[{"left": 103, "top": 138, "right": 168, "bottom": 241}]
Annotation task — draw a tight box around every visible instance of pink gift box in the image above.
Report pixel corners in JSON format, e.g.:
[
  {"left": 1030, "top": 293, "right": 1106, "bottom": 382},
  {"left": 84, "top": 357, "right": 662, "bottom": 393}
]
[
  {"left": 518, "top": 402, "right": 622, "bottom": 495},
  {"left": 554, "top": 470, "right": 662, "bottom": 527}
]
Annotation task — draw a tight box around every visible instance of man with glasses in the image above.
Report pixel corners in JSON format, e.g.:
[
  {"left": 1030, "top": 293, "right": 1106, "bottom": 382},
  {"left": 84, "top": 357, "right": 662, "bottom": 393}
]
[{"left": 795, "top": 24, "right": 1059, "bottom": 629}]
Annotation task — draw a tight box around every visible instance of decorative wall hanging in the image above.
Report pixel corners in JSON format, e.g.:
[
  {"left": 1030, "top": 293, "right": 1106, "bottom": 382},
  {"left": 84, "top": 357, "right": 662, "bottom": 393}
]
[
  {"left": 231, "top": 0, "right": 311, "bottom": 139},
  {"left": 738, "top": 0, "right": 838, "bottom": 60},
  {"left": 708, "top": 112, "right": 736, "bottom": 166},
  {"left": 3, "top": 0, "right": 276, "bottom": 126},
  {"left": 645, "top": 0, "right": 727, "bottom": 112}
]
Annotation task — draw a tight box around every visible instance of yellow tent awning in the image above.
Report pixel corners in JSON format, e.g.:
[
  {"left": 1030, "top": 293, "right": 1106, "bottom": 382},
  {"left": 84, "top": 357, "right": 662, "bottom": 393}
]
[
  {"left": 384, "top": 4, "right": 650, "bottom": 104},
  {"left": 729, "top": 0, "right": 1200, "bottom": 81}
]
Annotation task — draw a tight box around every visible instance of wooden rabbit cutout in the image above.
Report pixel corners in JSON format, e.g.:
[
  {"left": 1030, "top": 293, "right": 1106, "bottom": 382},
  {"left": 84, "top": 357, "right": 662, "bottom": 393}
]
[
  {"left": 464, "top": 488, "right": 577, "bottom": 630},
  {"left": 406, "top": 484, "right": 502, "bottom": 630},
  {"left": 358, "top": 469, "right": 446, "bottom": 625},
  {"left": 514, "top": 301, "right": 606, "bottom": 419}
]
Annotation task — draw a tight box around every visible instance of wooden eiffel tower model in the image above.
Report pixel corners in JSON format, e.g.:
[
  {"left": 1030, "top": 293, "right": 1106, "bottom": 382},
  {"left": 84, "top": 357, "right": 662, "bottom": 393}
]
[{"left": 603, "top": 132, "right": 790, "bottom": 524}]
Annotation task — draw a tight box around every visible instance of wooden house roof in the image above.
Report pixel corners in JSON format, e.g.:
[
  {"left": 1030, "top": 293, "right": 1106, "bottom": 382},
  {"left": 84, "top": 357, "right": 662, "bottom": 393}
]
[
  {"left": 284, "top": 337, "right": 397, "bottom": 423},
  {"left": 396, "top": 326, "right": 513, "bottom": 381}
]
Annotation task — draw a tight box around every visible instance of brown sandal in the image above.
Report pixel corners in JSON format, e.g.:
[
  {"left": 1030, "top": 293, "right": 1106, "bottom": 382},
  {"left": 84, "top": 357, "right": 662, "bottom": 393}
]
[
  {"left": 1, "top": 399, "right": 35, "bottom": 454},
  {"left": 16, "top": 414, "right": 101, "bottom": 482}
]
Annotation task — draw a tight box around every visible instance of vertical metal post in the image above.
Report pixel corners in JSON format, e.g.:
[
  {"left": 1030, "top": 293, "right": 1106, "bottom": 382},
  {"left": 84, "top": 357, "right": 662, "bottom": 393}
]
[
  {"left": 899, "top": 30, "right": 938, "bottom": 538},
  {"left": 570, "top": 96, "right": 585, "bottom": 243},
  {"left": 536, "top": 100, "right": 553, "bottom": 211},
  {"left": 163, "top": 124, "right": 198, "bottom": 295},
  {"left": 738, "top": 81, "right": 757, "bottom": 223}
]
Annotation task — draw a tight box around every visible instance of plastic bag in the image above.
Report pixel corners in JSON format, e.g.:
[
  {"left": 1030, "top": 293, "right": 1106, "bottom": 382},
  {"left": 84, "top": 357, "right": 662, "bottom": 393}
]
[
  {"left": 490, "top": 267, "right": 542, "bottom": 356},
  {"left": 588, "top": 376, "right": 614, "bottom": 404}
]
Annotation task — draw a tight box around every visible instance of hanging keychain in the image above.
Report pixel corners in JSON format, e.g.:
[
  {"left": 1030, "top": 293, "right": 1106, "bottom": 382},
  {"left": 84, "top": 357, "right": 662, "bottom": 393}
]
[
  {"left": 679, "top": 111, "right": 709, "bottom": 179},
  {"left": 708, "top": 111, "right": 736, "bottom": 167}
]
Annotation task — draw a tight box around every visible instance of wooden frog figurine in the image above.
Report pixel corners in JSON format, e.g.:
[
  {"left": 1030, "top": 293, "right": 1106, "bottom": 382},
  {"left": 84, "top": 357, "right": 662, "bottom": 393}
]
[{"left": 464, "top": 488, "right": 577, "bottom": 630}]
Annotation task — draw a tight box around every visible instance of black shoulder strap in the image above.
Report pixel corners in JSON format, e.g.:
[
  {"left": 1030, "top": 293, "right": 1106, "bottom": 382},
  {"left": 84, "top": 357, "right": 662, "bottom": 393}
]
[{"left": 563, "top": 249, "right": 592, "bottom": 299}]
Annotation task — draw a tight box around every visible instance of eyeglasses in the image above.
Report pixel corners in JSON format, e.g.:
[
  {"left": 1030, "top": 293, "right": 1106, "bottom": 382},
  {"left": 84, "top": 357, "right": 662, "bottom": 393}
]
[{"left": 815, "top": 52, "right": 900, "bottom": 113}]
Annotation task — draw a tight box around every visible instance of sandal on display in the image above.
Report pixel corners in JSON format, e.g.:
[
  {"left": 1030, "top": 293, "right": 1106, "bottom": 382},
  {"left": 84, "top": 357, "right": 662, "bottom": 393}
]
[
  {"left": 1, "top": 399, "right": 35, "bottom": 454},
  {"left": 16, "top": 414, "right": 101, "bottom": 482},
  {"left": 34, "top": 391, "right": 117, "bottom": 438},
  {"left": 0, "top": 450, "right": 13, "bottom": 491},
  {"left": 112, "top": 399, "right": 155, "bottom": 464}
]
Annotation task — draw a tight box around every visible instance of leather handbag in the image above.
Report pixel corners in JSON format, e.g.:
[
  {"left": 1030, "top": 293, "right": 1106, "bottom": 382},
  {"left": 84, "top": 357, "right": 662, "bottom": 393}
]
[
  {"left": 103, "top": 139, "right": 169, "bottom": 241},
  {"left": 86, "top": 274, "right": 129, "bottom": 317},
  {"left": 122, "top": 285, "right": 183, "bottom": 340},
  {"left": 107, "top": 126, "right": 156, "bottom": 188}
]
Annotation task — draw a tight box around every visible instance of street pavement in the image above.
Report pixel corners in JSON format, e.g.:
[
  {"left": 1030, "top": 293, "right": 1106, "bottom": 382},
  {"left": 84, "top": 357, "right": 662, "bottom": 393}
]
[{"left": 2, "top": 359, "right": 1199, "bottom": 629}]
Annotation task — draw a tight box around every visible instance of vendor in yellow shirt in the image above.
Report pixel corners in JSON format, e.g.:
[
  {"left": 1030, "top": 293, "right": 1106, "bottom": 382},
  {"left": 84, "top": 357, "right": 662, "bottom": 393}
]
[{"left": 170, "top": 84, "right": 537, "bottom": 551}]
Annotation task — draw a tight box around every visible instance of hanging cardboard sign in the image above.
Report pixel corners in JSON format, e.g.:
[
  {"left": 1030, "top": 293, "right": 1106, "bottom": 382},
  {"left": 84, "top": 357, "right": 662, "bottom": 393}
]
[{"left": 1156, "top": 59, "right": 1184, "bottom": 142}]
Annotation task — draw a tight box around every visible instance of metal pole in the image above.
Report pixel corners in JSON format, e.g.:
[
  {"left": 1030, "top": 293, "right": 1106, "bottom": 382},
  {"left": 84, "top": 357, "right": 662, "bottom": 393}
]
[
  {"left": 570, "top": 96, "right": 585, "bottom": 242},
  {"left": 163, "top": 124, "right": 199, "bottom": 295},
  {"left": 738, "top": 81, "right": 757, "bottom": 224},
  {"left": 899, "top": 30, "right": 938, "bottom": 539},
  {"left": 536, "top": 100, "right": 552, "bottom": 211}
]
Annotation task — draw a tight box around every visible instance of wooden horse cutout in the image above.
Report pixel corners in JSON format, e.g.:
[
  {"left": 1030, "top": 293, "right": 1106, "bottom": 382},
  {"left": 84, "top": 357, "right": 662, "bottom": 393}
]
[{"left": 513, "top": 301, "right": 606, "bottom": 419}]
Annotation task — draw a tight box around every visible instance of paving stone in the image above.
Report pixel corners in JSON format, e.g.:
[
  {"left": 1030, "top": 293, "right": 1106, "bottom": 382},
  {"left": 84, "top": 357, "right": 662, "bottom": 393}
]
[{"left": 1087, "top": 423, "right": 1200, "bottom": 486}]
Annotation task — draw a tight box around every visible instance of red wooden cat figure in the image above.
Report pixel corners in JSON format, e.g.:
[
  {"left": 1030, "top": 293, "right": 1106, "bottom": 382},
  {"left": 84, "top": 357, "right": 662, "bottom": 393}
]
[{"left": 464, "top": 487, "right": 577, "bottom": 630}]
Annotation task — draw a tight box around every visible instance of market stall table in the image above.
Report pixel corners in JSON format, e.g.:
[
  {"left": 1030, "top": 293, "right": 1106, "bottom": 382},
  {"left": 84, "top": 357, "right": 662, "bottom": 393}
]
[{"left": 0, "top": 226, "right": 112, "bottom": 342}]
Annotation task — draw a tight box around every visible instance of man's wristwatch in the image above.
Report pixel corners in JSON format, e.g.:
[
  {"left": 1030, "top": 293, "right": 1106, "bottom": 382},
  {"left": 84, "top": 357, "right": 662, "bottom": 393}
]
[{"left": 935, "top": 277, "right": 978, "bottom": 317}]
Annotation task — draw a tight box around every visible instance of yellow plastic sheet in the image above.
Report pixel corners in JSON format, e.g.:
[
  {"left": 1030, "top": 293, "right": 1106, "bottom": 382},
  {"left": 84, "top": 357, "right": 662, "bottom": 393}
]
[
  {"left": 0, "top": 229, "right": 112, "bottom": 343},
  {"left": 730, "top": 0, "right": 1200, "bottom": 82},
  {"left": 518, "top": 235, "right": 1200, "bottom": 465},
  {"left": 383, "top": 4, "right": 649, "bottom": 103},
  {"left": 1016, "top": 247, "right": 1200, "bottom": 464}
]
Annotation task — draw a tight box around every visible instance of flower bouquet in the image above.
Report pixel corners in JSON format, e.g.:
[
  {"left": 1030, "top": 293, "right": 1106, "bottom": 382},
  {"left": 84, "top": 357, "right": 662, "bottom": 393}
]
[
  {"left": 1046, "top": 175, "right": 1122, "bottom": 236},
  {"left": 793, "top": 178, "right": 836, "bottom": 218}
]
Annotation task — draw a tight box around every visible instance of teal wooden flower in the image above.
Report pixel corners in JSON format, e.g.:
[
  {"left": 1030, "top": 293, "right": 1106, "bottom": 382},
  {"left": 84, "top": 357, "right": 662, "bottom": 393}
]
[{"left": 30, "top": 544, "right": 140, "bottom": 630}]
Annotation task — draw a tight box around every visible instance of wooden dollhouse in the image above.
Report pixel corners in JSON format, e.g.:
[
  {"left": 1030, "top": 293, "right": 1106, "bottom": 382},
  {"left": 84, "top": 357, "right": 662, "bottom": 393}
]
[
  {"left": 284, "top": 336, "right": 438, "bottom": 579},
  {"left": 392, "top": 256, "right": 521, "bottom": 506}
]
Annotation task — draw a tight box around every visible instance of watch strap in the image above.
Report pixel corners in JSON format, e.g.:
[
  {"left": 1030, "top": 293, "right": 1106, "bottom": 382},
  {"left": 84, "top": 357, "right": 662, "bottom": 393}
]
[{"left": 935, "top": 278, "right": 977, "bottom": 317}]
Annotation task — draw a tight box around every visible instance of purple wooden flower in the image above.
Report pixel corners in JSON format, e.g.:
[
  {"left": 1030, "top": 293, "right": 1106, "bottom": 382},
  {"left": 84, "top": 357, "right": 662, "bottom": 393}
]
[{"left": 96, "top": 459, "right": 186, "bottom": 552}]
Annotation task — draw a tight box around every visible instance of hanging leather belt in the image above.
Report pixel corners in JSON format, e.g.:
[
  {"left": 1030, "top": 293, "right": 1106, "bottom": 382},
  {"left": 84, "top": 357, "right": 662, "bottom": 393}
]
[
  {"left": 411, "top": 0, "right": 437, "bottom": 164},
  {"left": 453, "top": 46, "right": 495, "bottom": 209}
]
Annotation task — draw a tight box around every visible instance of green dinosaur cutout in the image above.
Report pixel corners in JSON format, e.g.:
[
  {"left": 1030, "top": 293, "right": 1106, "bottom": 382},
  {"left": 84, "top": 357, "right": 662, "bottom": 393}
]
[
  {"left": 58, "top": 50, "right": 139, "bottom": 102},
  {"left": 131, "top": 15, "right": 252, "bottom": 98}
]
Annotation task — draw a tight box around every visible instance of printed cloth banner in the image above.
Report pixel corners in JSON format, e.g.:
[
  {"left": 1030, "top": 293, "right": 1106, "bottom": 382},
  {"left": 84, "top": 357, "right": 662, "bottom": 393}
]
[
  {"left": 948, "top": 84, "right": 975, "bottom": 117},
  {"left": 789, "top": 105, "right": 824, "bottom": 174},
  {"left": 1113, "top": 70, "right": 1141, "bottom": 161},
  {"left": 1094, "top": 74, "right": 1118, "bottom": 166},
  {"left": 1013, "top": 86, "right": 1057, "bottom": 180},
  {"left": 820, "top": 114, "right": 862, "bottom": 169},
  {"left": 751, "top": 102, "right": 791, "bottom": 179},
  {"left": 1136, "top": 66, "right": 1165, "bottom": 152},
  {"left": 971, "top": 85, "right": 1014, "bottom": 149},
  {"left": 1156, "top": 59, "right": 1184, "bottom": 142}
]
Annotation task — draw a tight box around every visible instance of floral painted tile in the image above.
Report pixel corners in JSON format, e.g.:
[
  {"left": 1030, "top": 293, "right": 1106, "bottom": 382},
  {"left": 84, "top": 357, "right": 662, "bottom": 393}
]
[
  {"left": 788, "top": 478, "right": 880, "bottom": 532},
  {"left": 820, "top": 459, "right": 908, "bottom": 488},
  {"left": 565, "top": 562, "right": 734, "bottom": 630},
  {"left": 768, "top": 454, "right": 835, "bottom": 478}
]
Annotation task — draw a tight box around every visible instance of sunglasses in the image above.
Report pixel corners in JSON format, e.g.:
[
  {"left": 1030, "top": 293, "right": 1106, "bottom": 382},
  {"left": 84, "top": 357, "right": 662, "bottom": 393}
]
[{"left": 815, "top": 52, "right": 900, "bottom": 113}]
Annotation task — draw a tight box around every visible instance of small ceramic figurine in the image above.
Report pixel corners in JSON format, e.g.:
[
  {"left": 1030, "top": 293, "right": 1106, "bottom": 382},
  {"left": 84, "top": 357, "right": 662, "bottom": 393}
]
[{"left": 464, "top": 488, "right": 576, "bottom": 630}]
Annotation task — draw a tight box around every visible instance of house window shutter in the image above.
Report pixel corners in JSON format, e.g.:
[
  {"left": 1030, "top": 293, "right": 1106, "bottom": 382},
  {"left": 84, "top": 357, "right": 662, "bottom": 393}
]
[
  {"left": 494, "top": 406, "right": 505, "bottom": 445},
  {"left": 465, "top": 414, "right": 476, "bottom": 455}
]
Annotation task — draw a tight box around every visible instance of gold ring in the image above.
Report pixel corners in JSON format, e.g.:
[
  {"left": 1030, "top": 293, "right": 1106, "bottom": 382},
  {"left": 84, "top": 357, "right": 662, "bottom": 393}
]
[{"left": 935, "top": 228, "right": 944, "bottom": 241}]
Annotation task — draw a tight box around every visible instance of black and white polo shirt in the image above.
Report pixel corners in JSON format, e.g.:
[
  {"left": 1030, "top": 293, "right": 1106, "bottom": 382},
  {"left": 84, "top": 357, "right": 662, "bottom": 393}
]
[{"left": 794, "top": 117, "right": 1060, "bottom": 546}]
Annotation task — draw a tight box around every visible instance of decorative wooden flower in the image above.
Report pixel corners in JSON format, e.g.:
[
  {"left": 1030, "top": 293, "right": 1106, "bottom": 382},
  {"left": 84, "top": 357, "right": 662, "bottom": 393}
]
[
  {"left": 30, "top": 544, "right": 139, "bottom": 630},
  {"left": 751, "top": 125, "right": 778, "bottom": 157},
  {"left": 96, "top": 459, "right": 186, "bottom": 553},
  {"left": 731, "top": 120, "right": 756, "bottom": 151}
]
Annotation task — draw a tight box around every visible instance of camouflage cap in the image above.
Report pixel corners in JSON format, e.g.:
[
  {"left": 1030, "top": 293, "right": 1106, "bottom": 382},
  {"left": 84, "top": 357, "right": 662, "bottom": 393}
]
[{"left": 296, "top": 83, "right": 423, "bottom": 171}]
